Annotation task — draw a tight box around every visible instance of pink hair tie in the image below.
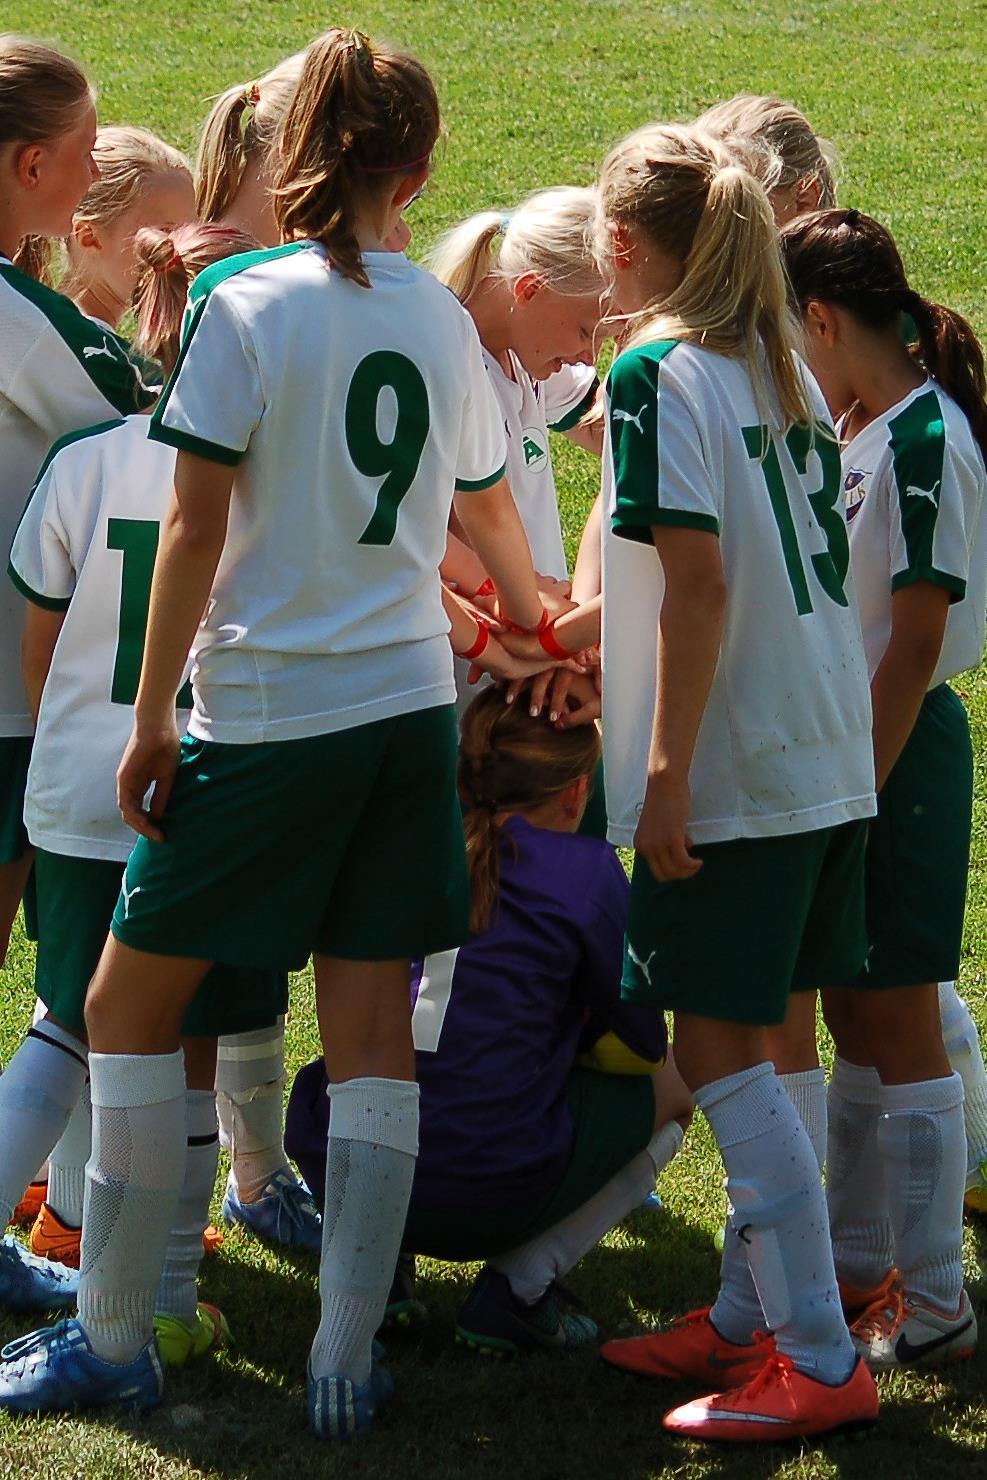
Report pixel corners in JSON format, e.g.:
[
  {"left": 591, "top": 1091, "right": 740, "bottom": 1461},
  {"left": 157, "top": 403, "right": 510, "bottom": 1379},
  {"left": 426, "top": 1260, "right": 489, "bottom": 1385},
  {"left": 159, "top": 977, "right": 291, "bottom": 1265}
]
[{"left": 154, "top": 248, "right": 183, "bottom": 275}]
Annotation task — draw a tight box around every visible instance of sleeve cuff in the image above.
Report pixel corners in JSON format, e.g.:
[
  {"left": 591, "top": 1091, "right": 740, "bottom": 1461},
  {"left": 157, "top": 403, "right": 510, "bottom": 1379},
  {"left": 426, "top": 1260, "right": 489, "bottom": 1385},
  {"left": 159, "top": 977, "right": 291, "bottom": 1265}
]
[
  {"left": 613, "top": 507, "right": 720, "bottom": 542},
  {"left": 148, "top": 421, "right": 243, "bottom": 467},
  {"left": 548, "top": 379, "right": 600, "bottom": 432},
  {"left": 891, "top": 566, "right": 967, "bottom": 601},
  {"left": 7, "top": 561, "right": 72, "bottom": 611},
  {"left": 455, "top": 461, "right": 507, "bottom": 493}
]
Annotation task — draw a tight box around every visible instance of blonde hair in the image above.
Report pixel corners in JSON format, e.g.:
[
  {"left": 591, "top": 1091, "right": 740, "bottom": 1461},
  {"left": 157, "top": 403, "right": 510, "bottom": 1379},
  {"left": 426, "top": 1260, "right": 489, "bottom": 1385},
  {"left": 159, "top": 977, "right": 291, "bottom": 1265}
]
[
  {"left": 62, "top": 126, "right": 191, "bottom": 297},
  {"left": 696, "top": 94, "right": 838, "bottom": 208},
  {"left": 0, "top": 35, "right": 93, "bottom": 285},
  {"left": 426, "top": 186, "right": 602, "bottom": 305},
  {"left": 598, "top": 123, "right": 813, "bottom": 429},
  {"left": 195, "top": 51, "right": 307, "bottom": 223},
  {"left": 458, "top": 688, "right": 601, "bottom": 933},
  {"left": 273, "top": 28, "right": 440, "bottom": 288},
  {"left": 132, "top": 222, "right": 258, "bottom": 377}
]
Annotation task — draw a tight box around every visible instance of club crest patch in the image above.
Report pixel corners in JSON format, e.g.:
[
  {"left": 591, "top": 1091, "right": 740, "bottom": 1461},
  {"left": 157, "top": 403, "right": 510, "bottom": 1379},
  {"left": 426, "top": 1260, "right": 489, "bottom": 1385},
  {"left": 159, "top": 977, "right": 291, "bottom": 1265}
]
[
  {"left": 521, "top": 427, "right": 548, "bottom": 472},
  {"left": 845, "top": 467, "right": 869, "bottom": 522}
]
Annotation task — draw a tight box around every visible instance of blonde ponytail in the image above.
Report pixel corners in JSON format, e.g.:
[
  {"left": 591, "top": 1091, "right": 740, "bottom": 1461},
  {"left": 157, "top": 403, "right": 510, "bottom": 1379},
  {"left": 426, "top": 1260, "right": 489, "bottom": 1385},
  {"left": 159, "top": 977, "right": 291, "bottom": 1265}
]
[
  {"left": 195, "top": 51, "right": 307, "bottom": 222},
  {"left": 697, "top": 94, "right": 838, "bottom": 209},
  {"left": 599, "top": 123, "right": 813, "bottom": 430},
  {"left": 427, "top": 187, "right": 601, "bottom": 305}
]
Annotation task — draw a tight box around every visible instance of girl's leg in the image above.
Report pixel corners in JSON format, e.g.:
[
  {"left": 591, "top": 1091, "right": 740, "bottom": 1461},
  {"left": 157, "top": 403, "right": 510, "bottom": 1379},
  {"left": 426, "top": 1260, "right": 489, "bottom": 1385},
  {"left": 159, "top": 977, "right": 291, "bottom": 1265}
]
[
  {"left": 79, "top": 939, "right": 211, "bottom": 1363},
  {"left": 155, "top": 1036, "right": 220, "bottom": 1333},
  {"left": 309, "top": 955, "right": 418, "bottom": 1390},
  {"left": 938, "top": 981, "right": 987, "bottom": 1194},
  {"left": 0, "top": 852, "right": 32, "bottom": 967},
  {"left": 215, "top": 1019, "right": 293, "bottom": 1202},
  {"left": 0, "top": 1013, "right": 87, "bottom": 1232},
  {"left": 675, "top": 1012, "right": 855, "bottom": 1386}
]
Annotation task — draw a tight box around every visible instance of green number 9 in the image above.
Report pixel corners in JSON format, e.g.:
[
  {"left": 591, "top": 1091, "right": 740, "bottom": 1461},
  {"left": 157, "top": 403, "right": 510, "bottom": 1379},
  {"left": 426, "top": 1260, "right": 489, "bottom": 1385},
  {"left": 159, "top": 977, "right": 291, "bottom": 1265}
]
[{"left": 345, "top": 351, "right": 431, "bottom": 547}]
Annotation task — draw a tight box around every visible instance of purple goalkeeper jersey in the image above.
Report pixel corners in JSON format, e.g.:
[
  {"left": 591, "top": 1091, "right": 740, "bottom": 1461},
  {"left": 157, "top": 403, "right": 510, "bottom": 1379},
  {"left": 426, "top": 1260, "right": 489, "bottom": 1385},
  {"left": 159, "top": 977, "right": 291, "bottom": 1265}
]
[{"left": 285, "top": 817, "right": 665, "bottom": 1213}]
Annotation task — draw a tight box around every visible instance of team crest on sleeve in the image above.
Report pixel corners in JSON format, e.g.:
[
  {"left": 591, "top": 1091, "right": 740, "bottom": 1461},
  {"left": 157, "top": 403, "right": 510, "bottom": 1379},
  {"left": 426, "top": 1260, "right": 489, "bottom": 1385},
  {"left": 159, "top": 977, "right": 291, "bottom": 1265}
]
[{"left": 844, "top": 468, "right": 869, "bottom": 522}]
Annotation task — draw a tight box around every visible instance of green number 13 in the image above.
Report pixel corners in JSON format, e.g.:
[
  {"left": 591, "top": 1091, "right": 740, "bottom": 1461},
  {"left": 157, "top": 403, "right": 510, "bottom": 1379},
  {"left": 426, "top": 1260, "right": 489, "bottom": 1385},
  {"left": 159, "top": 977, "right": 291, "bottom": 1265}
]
[
  {"left": 345, "top": 350, "right": 430, "bottom": 547},
  {"left": 742, "top": 424, "right": 849, "bottom": 616}
]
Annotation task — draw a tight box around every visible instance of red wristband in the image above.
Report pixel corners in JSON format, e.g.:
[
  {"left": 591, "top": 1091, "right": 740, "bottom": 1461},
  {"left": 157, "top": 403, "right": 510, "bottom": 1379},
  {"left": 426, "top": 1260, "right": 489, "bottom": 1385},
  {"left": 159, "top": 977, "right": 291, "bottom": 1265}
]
[
  {"left": 538, "top": 620, "right": 574, "bottom": 660},
  {"left": 503, "top": 607, "right": 552, "bottom": 637},
  {"left": 457, "top": 622, "right": 490, "bottom": 661},
  {"left": 474, "top": 577, "right": 495, "bottom": 598}
]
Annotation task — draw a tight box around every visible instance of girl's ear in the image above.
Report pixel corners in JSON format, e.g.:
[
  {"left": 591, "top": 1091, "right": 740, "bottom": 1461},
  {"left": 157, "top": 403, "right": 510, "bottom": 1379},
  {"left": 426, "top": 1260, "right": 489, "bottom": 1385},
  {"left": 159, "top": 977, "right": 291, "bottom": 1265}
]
[
  {"left": 512, "top": 270, "right": 544, "bottom": 305},
  {"left": 794, "top": 177, "right": 824, "bottom": 216},
  {"left": 13, "top": 142, "right": 45, "bottom": 192},
  {"left": 560, "top": 773, "right": 591, "bottom": 820},
  {"left": 72, "top": 218, "right": 100, "bottom": 252},
  {"left": 607, "top": 218, "right": 635, "bottom": 270},
  {"left": 803, "top": 298, "right": 840, "bottom": 347}
]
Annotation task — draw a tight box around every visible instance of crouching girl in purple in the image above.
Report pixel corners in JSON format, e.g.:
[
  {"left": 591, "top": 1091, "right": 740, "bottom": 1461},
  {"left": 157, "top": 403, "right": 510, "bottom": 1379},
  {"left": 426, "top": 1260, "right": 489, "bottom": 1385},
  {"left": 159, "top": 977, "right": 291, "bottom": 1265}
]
[{"left": 287, "top": 687, "right": 691, "bottom": 1353}]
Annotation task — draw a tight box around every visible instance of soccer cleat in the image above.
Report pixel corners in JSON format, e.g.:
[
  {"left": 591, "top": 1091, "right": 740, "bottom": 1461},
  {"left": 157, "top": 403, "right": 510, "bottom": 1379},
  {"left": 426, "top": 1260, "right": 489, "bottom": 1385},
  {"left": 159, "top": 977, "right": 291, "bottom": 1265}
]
[
  {"left": 662, "top": 1352, "right": 879, "bottom": 1443},
  {"left": 0, "top": 1318, "right": 163, "bottom": 1414},
  {"left": 382, "top": 1253, "right": 427, "bottom": 1330},
  {"left": 153, "top": 1301, "right": 232, "bottom": 1368},
  {"left": 221, "top": 1169, "right": 322, "bottom": 1252},
  {"left": 601, "top": 1307, "right": 775, "bottom": 1389},
  {"left": 964, "top": 1159, "right": 987, "bottom": 1218},
  {"left": 850, "top": 1281, "right": 977, "bottom": 1373},
  {"left": 0, "top": 1236, "right": 79, "bottom": 1313},
  {"left": 307, "top": 1347, "right": 395, "bottom": 1440},
  {"left": 29, "top": 1204, "right": 80, "bottom": 1270},
  {"left": 838, "top": 1267, "right": 897, "bottom": 1321},
  {"left": 455, "top": 1268, "right": 597, "bottom": 1356},
  {"left": 10, "top": 1181, "right": 46, "bottom": 1229},
  {"left": 202, "top": 1224, "right": 224, "bottom": 1255}
]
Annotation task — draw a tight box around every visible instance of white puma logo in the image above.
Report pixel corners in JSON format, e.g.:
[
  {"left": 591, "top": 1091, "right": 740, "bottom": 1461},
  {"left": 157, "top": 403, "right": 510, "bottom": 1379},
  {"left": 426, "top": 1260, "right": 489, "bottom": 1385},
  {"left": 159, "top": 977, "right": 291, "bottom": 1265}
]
[
  {"left": 82, "top": 339, "right": 118, "bottom": 363},
  {"left": 612, "top": 404, "right": 648, "bottom": 435},
  {"left": 626, "top": 940, "right": 657, "bottom": 984},
  {"left": 905, "top": 479, "right": 941, "bottom": 505},
  {"left": 120, "top": 877, "right": 143, "bottom": 919}
]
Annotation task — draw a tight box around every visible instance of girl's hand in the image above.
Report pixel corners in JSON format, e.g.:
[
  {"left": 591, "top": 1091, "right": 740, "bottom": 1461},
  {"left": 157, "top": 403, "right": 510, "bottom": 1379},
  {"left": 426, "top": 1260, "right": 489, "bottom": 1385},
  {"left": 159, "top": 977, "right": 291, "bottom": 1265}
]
[
  {"left": 535, "top": 573, "right": 573, "bottom": 600},
  {"left": 467, "top": 633, "right": 584, "bottom": 687},
  {"left": 552, "top": 670, "right": 602, "bottom": 728},
  {"left": 117, "top": 719, "right": 182, "bottom": 842},
  {"left": 634, "top": 773, "right": 701, "bottom": 883}
]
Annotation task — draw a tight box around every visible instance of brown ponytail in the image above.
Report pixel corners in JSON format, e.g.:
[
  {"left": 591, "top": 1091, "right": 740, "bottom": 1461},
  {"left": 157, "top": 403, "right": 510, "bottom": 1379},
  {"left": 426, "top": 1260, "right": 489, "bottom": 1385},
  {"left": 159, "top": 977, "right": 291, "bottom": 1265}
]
[
  {"left": 781, "top": 209, "right": 987, "bottom": 462},
  {"left": 273, "top": 28, "right": 440, "bottom": 288},
  {"left": 132, "top": 222, "right": 258, "bottom": 376},
  {"left": 458, "top": 688, "right": 601, "bottom": 933}
]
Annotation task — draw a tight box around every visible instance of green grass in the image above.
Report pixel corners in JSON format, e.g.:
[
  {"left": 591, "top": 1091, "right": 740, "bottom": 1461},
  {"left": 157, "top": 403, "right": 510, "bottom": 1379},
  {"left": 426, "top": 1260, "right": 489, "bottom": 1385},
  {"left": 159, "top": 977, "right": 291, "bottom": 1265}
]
[{"left": 2, "top": 1, "right": 987, "bottom": 1475}]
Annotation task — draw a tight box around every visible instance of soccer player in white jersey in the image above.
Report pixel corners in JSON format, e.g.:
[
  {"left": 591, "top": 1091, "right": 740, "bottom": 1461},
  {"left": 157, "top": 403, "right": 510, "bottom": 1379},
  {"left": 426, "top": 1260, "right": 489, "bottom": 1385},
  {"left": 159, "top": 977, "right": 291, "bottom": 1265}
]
[
  {"left": 0, "top": 29, "right": 564, "bottom": 1435},
  {"left": 0, "top": 38, "right": 155, "bottom": 979},
  {"left": 3, "top": 224, "right": 293, "bottom": 1373},
  {"left": 591, "top": 124, "right": 880, "bottom": 1443},
  {"left": 780, "top": 208, "right": 987, "bottom": 1371}
]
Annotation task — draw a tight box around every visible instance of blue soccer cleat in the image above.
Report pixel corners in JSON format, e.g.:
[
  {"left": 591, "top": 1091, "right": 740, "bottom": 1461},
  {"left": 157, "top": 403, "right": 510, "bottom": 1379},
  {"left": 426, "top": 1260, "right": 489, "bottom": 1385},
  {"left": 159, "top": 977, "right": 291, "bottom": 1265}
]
[
  {"left": 0, "top": 1235, "right": 79, "bottom": 1313},
  {"left": 221, "top": 1169, "right": 322, "bottom": 1252},
  {"left": 0, "top": 1318, "right": 164, "bottom": 1413},
  {"left": 455, "top": 1268, "right": 598, "bottom": 1356},
  {"left": 307, "top": 1344, "right": 395, "bottom": 1440}
]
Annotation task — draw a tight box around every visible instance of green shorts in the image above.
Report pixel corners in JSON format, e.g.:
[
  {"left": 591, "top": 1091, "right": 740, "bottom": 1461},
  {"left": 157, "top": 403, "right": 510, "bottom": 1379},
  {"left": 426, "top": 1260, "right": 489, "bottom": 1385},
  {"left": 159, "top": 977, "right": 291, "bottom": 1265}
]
[
  {"left": 403, "top": 1067, "right": 656, "bottom": 1260},
  {"left": 623, "top": 819, "right": 869, "bottom": 1025},
  {"left": 112, "top": 705, "right": 469, "bottom": 970},
  {"left": 849, "top": 683, "right": 972, "bottom": 991},
  {"left": 34, "top": 848, "right": 288, "bottom": 1038},
  {"left": 0, "top": 736, "right": 31, "bottom": 864}
]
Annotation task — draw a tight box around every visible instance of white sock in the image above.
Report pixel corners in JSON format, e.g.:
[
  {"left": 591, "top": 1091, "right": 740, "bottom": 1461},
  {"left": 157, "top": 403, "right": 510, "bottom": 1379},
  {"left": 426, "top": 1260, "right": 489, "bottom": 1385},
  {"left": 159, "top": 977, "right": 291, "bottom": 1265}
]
[
  {"left": 878, "top": 1072, "right": 966, "bottom": 1313},
  {"left": 215, "top": 1023, "right": 290, "bottom": 1202},
  {"left": 310, "top": 1077, "right": 419, "bottom": 1387},
  {"left": 30, "top": 999, "right": 51, "bottom": 1185},
  {"left": 492, "top": 1122, "right": 684, "bottom": 1304},
  {"left": 711, "top": 1066, "right": 827, "bottom": 1346},
  {"left": 0, "top": 1021, "right": 88, "bottom": 1227},
  {"left": 47, "top": 1079, "right": 92, "bottom": 1227},
  {"left": 938, "top": 983, "right": 987, "bottom": 1183},
  {"left": 698, "top": 1062, "right": 854, "bottom": 1385},
  {"left": 79, "top": 1051, "right": 187, "bottom": 1364},
  {"left": 827, "top": 1056, "right": 895, "bottom": 1289},
  {"left": 155, "top": 1089, "right": 219, "bottom": 1325}
]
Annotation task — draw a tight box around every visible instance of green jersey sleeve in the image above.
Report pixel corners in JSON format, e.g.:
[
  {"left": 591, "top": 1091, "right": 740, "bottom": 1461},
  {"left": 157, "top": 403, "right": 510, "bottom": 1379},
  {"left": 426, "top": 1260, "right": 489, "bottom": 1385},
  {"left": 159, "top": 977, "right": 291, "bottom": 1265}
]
[{"left": 888, "top": 388, "right": 968, "bottom": 599}]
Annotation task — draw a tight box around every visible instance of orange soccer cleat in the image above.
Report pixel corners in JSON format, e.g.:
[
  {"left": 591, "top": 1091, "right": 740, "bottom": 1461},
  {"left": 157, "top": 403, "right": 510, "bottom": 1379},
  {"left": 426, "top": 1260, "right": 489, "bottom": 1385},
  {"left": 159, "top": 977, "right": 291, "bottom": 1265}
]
[
  {"left": 29, "top": 1203, "right": 81, "bottom": 1269},
  {"left": 601, "top": 1307, "right": 775, "bottom": 1389},
  {"left": 10, "top": 1181, "right": 46, "bottom": 1229},
  {"left": 838, "top": 1267, "right": 898, "bottom": 1321},
  {"left": 662, "top": 1351, "right": 879, "bottom": 1444}
]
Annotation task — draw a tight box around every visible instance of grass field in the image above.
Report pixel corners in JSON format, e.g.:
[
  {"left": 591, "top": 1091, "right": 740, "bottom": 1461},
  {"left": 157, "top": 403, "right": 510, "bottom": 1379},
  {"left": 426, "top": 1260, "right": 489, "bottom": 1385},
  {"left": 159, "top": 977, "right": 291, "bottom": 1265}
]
[{"left": 2, "top": 2, "right": 987, "bottom": 1476}]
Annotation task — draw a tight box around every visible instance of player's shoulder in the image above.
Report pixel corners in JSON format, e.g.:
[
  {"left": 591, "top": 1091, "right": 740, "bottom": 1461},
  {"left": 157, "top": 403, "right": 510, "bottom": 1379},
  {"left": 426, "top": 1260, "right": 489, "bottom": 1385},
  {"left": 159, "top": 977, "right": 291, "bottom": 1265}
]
[
  {"left": 188, "top": 241, "right": 317, "bottom": 311},
  {"left": 34, "top": 416, "right": 130, "bottom": 489},
  {"left": 884, "top": 380, "right": 984, "bottom": 491},
  {"left": 505, "top": 817, "right": 627, "bottom": 899}
]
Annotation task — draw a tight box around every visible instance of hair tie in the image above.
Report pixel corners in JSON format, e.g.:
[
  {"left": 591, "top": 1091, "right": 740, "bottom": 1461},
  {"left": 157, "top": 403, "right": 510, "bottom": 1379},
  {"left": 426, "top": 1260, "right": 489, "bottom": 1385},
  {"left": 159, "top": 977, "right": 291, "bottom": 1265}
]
[
  {"left": 154, "top": 246, "right": 183, "bottom": 275},
  {"left": 499, "top": 213, "right": 512, "bottom": 235},
  {"left": 348, "top": 28, "right": 374, "bottom": 69},
  {"left": 844, "top": 208, "right": 862, "bottom": 228}
]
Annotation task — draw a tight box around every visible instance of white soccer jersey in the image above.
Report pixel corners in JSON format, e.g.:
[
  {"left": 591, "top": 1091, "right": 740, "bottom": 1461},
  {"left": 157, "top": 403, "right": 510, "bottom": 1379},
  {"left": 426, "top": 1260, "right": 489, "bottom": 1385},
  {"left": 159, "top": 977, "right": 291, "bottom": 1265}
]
[
  {"left": 10, "top": 417, "right": 189, "bottom": 861},
  {"left": 150, "top": 243, "right": 507, "bottom": 743},
  {"left": 601, "top": 339, "right": 876, "bottom": 847},
  {"left": 482, "top": 349, "right": 597, "bottom": 578},
  {"left": 841, "top": 379, "right": 987, "bottom": 686},
  {"left": 0, "top": 257, "right": 155, "bottom": 734}
]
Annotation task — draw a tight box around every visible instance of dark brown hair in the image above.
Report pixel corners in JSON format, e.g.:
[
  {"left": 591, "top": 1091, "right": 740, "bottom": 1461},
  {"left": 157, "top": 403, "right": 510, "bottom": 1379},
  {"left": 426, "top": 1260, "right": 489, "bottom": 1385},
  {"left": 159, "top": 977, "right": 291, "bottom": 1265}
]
[
  {"left": 781, "top": 208, "right": 987, "bottom": 461},
  {"left": 272, "top": 27, "right": 440, "bottom": 287},
  {"left": 0, "top": 35, "right": 93, "bottom": 285},
  {"left": 458, "top": 687, "right": 601, "bottom": 934}
]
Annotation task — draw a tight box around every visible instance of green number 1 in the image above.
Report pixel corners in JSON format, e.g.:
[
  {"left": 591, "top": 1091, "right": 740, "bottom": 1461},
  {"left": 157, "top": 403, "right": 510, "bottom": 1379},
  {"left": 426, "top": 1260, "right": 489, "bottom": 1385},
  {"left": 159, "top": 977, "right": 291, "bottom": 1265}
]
[
  {"left": 106, "top": 517, "right": 193, "bottom": 708},
  {"left": 741, "top": 423, "right": 849, "bottom": 616},
  {"left": 345, "top": 350, "right": 430, "bottom": 547}
]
